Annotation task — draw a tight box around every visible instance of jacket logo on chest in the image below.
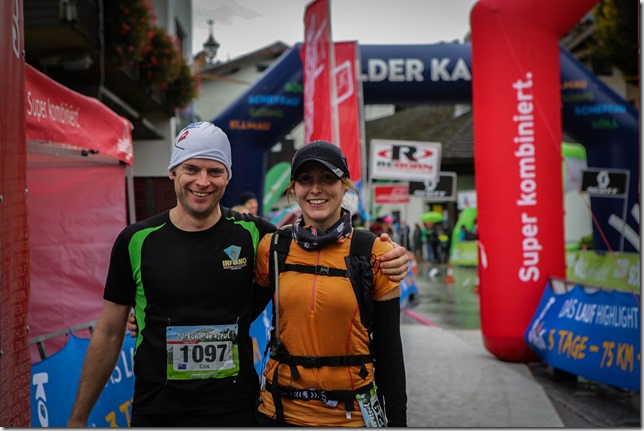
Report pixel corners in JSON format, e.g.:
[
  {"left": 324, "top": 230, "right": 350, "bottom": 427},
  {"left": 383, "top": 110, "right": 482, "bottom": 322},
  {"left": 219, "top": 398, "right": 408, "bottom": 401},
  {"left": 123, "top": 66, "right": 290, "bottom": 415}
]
[{"left": 222, "top": 245, "right": 247, "bottom": 270}]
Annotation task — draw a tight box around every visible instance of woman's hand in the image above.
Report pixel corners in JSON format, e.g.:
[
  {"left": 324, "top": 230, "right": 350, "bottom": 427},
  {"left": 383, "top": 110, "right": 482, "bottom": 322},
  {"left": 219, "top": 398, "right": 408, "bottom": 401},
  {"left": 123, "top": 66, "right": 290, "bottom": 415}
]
[{"left": 127, "top": 313, "right": 138, "bottom": 338}]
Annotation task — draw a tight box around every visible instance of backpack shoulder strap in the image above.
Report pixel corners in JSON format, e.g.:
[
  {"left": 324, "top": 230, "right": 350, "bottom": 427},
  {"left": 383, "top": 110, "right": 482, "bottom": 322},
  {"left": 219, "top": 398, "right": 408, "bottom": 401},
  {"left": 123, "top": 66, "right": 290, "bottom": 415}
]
[
  {"left": 268, "top": 225, "right": 292, "bottom": 291},
  {"left": 267, "top": 225, "right": 293, "bottom": 351},
  {"left": 347, "top": 229, "right": 378, "bottom": 328},
  {"left": 350, "top": 228, "right": 377, "bottom": 257}
]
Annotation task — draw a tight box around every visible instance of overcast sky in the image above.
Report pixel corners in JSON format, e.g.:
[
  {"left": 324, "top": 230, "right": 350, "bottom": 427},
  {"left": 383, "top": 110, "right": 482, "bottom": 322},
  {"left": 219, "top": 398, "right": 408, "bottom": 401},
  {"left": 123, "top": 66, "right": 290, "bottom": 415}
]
[{"left": 192, "top": 0, "right": 478, "bottom": 60}]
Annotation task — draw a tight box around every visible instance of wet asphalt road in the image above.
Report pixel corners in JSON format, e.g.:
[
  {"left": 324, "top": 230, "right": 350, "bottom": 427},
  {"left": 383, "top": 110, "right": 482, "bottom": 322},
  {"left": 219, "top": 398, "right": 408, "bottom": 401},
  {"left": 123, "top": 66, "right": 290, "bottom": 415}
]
[{"left": 403, "top": 261, "right": 641, "bottom": 428}]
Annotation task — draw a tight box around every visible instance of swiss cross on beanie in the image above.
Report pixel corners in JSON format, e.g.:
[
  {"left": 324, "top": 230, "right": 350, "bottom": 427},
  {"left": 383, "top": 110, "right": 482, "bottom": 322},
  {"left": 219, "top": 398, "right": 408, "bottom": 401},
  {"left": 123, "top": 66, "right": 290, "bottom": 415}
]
[{"left": 168, "top": 122, "right": 233, "bottom": 180}]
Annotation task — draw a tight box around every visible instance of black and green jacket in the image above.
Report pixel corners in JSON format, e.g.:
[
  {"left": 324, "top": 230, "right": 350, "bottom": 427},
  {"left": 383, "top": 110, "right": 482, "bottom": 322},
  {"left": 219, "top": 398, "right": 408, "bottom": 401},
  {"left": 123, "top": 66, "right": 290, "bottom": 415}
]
[{"left": 104, "top": 208, "right": 275, "bottom": 416}]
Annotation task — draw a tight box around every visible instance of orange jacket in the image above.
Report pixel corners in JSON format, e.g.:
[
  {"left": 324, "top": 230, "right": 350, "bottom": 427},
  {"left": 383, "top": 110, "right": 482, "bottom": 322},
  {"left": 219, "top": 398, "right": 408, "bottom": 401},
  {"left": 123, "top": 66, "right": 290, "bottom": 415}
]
[{"left": 254, "top": 229, "right": 398, "bottom": 426}]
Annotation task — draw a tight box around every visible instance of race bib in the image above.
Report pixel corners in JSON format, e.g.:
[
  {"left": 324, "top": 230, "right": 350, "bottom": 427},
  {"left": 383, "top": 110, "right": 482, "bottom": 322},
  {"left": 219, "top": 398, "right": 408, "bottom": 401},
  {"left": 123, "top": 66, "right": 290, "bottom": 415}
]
[
  {"left": 356, "top": 385, "right": 387, "bottom": 427},
  {"left": 166, "top": 324, "right": 240, "bottom": 380}
]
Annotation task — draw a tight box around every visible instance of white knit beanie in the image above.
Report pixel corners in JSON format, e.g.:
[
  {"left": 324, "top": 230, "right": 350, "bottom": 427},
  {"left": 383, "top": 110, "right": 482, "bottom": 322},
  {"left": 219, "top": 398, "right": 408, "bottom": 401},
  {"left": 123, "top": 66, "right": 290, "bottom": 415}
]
[{"left": 168, "top": 122, "right": 232, "bottom": 180}]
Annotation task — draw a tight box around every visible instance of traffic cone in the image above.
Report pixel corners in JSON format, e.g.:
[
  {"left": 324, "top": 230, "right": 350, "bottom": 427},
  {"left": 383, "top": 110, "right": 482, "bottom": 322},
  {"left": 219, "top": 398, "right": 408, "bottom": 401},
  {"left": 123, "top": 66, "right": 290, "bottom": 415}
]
[{"left": 445, "top": 264, "right": 455, "bottom": 284}]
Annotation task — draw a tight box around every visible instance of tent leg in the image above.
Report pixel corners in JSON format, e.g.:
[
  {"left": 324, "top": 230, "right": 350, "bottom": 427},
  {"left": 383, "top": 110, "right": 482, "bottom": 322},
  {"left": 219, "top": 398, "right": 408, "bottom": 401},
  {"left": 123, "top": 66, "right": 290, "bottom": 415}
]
[{"left": 126, "top": 165, "right": 136, "bottom": 225}]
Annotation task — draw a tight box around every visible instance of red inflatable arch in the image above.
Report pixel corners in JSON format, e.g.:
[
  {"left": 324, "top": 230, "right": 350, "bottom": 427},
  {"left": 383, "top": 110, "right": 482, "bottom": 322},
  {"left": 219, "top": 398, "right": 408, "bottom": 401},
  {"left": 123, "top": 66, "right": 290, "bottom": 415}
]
[{"left": 470, "top": 0, "right": 599, "bottom": 362}]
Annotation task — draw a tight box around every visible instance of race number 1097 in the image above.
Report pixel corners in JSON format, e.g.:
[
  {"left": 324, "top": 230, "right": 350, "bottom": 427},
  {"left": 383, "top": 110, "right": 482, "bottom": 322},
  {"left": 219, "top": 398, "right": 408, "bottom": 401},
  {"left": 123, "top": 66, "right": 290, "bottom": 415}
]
[{"left": 173, "top": 342, "right": 232, "bottom": 371}]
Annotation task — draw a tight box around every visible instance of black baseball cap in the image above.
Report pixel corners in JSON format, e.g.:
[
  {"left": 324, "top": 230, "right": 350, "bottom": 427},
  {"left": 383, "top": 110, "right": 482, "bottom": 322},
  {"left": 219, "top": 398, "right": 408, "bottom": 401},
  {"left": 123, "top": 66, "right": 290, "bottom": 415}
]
[{"left": 291, "top": 140, "right": 350, "bottom": 179}]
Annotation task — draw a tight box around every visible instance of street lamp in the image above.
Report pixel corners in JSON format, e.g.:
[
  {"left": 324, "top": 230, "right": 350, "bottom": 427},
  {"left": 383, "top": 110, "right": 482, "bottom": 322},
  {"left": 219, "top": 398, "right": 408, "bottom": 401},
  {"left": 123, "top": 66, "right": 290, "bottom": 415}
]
[{"left": 203, "top": 19, "right": 220, "bottom": 64}]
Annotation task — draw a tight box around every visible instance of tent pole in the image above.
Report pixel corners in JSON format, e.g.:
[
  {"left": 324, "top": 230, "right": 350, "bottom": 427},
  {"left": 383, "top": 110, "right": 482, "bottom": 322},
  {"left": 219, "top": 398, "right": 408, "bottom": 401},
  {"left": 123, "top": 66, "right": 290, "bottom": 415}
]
[{"left": 126, "top": 164, "right": 136, "bottom": 225}]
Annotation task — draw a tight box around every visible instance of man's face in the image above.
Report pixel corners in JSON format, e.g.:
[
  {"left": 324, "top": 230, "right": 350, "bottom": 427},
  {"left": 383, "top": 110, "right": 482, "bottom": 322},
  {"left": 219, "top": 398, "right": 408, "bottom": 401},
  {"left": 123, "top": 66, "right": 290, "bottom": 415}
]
[{"left": 170, "top": 158, "right": 228, "bottom": 218}]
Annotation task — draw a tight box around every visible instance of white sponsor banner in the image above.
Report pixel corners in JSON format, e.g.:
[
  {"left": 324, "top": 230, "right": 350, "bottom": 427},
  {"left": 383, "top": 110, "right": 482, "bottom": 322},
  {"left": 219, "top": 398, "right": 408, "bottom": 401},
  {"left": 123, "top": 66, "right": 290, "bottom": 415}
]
[
  {"left": 457, "top": 189, "right": 477, "bottom": 210},
  {"left": 369, "top": 139, "right": 441, "bottom": 182}
]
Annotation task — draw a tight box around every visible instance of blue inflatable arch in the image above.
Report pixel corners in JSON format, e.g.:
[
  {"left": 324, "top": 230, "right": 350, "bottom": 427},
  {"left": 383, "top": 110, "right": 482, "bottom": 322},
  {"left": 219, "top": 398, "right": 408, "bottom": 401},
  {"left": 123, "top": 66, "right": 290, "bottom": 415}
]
[{"left": 213, "top": 42, "right": 638, "bottom": 254}]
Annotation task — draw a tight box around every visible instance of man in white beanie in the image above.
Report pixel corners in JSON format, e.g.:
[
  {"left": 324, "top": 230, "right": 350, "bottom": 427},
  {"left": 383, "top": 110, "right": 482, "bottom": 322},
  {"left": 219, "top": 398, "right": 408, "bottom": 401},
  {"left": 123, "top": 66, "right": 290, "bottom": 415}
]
[{"left": 67, "top": 122, "right": 410, "bottom": 427}]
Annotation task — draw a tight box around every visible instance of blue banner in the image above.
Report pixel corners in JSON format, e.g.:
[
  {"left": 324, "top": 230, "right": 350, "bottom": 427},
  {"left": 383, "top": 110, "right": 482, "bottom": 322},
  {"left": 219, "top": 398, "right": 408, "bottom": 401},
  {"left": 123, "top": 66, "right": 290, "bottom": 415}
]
[
  {"left": 359, "top": 43, "right": 472, "bottom": 105},
  {"left": 559, "top": 48, "right": 640, "bottom": 253},
  {"left": 31, "top": 334, "right": 135, "bottom": 427},
  {"left": 213, "top": 43, "right": 638, "bottom": 254},
  {"left": 525, "top": 279, "right": 640, "bottom": 391},
  {"left": 250, "top": 301, "right": 274, "bottom": 377}
]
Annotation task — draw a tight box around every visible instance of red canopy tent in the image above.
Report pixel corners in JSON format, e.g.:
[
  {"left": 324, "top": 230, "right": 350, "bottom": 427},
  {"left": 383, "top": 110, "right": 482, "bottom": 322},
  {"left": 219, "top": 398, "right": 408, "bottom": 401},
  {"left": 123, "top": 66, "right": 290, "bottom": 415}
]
[{"left": 25, "top": 64, "right": 134, "bottom": 361}]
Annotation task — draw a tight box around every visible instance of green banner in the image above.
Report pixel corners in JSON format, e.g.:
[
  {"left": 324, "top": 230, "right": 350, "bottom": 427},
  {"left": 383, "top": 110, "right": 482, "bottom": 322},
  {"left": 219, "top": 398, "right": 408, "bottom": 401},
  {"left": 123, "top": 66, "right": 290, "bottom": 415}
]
[
  {"left": 450, "top": 241, "right": 478, "bottom": 266},
  {"left": 566, "top": 250, "right": 640, "bottom": 293},
  {"left": 450, "top": 244, "right": 640, "bottom": 294},
  {"left": 263, "top": 162, "right": 291, "bottom": 214}
]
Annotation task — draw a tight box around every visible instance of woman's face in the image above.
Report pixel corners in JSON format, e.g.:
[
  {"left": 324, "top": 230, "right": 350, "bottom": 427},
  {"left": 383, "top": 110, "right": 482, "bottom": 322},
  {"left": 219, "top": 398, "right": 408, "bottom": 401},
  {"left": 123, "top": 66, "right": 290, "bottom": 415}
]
[{"left": 293, "top": 161, "right": 345, "bottom": 231}]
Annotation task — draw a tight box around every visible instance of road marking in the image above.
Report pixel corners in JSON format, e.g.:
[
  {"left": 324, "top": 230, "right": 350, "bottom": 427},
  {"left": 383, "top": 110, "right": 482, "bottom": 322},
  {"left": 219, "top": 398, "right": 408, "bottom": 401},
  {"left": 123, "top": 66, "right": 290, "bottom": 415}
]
[{"left": 403, "top": 309, "right": 440, "bottom": 327}]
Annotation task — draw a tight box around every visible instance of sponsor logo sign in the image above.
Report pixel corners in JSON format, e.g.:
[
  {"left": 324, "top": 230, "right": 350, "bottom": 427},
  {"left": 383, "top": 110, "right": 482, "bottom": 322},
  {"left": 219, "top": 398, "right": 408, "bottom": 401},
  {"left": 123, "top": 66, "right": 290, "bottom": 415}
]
[
  {"left": 581, "top": 169, "right": 629, "bottom": 198},
  {"left": 408, "top": 172, "right": 456, "bottom": 201},
  {"left": 369, "top": 139, "right": 442, "bottom": 182},
  {"left": 373, "top": 184, "right": 410, "bottom": 204}
]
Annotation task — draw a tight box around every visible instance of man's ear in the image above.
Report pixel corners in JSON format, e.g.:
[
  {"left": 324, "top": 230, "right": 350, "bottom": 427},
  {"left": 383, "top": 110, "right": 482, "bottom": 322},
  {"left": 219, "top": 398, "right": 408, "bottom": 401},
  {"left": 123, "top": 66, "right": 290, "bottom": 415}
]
[{"left": 169, "top": 169, "right": 176, "bottom": 180}]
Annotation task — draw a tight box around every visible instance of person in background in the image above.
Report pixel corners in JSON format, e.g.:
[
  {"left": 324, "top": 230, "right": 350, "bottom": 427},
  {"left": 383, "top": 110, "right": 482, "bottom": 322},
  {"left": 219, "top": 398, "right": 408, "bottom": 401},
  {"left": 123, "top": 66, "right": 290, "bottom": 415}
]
[
  {"left": 369, "top": 216, "right": 386, "bottom": 236},
  {"left": 437, "top": 224, "right": 451, "bottom": 264},
  {"left": 254, "top": 140, "right": 407, "bottom": 426},
  {"left": 398, "top": 220, "right": 411, "bottom": 250},
  {"left": 425, "top": 222, "right": 438, "bottom": 263},
  {"left": 68, "top": 122, "right": 410, "bottom": 428},
  {"left": 239, "top": 191, "right": 259, "bottom": 216},
  {"left": 412, "top": 223, "right": 424, "bottom": 260},
  {"left": 351, "top": 212, "right": 365, "bottom": 229},
  {"left": 458, "top": 224, "right": 469, "bottom": 242},
  {"left": 442, "top": 221, "right": 453, "bottom": 262},
  {"left": 383, "top": 215, "right": 397, "bottom": 242}
]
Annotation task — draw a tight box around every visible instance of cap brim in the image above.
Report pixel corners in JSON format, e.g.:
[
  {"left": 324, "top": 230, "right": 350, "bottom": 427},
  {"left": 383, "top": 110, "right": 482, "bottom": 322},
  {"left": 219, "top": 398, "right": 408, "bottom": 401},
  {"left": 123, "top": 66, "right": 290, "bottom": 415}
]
[{"left": 293, "top": 158, "right": 345, "bottom": 179}]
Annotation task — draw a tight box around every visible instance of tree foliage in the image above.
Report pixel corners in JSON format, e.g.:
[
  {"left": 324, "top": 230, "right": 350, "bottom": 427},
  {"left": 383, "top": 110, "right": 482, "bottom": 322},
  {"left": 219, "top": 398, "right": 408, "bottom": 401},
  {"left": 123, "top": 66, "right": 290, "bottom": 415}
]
[
  {"left": 103, "top": 0, "right": 198, "bottom": 110},
  {"left": 591, "top": 0, "right": 639, "bottom": 83}
]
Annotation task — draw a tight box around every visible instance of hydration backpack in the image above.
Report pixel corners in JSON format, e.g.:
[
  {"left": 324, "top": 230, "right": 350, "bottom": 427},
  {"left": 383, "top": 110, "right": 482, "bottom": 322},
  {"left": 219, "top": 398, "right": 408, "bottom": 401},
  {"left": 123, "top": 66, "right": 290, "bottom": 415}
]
[
  {"left": 264, "top": 226, "right": 379, "bottom": 421},
  {"left": 268, "top": 226, "right": 377, "bottom": 330}
]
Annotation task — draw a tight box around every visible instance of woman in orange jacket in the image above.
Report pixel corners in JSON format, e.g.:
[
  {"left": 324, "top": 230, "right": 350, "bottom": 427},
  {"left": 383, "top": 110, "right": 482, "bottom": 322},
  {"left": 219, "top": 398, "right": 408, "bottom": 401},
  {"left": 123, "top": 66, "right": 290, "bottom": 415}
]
[{"left": 254, "top": 140, "right": 407, "bottom": 427}]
